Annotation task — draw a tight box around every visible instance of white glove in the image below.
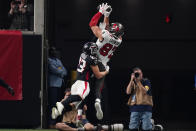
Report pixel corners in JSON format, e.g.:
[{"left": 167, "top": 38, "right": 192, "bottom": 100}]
[
  {"left": 99, "top": 3, "right": 106, "bottom": 14},
  {"left": 106, "top": 65, "right": 110, "bottom": 72},
  {"left": 104, "top": 5, "right": 112, "bottom": 17}
]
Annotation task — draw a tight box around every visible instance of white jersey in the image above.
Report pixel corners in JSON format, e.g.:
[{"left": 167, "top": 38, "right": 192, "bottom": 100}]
[{"left": 96, "top": 29, "right": 122, "bottom": 66}]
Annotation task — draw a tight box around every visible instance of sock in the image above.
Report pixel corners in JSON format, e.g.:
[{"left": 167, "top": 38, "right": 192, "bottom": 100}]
[
  {"left": 95, "top": 98, "right": 101, "bottom": 103},
  {"left": 78, "top": 109, "right": 83, "bottom": 116}
]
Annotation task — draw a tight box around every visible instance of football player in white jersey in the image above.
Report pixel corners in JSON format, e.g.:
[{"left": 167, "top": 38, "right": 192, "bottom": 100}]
[{"left": 89, "top": 3, "right": 124, "bottom": 120}]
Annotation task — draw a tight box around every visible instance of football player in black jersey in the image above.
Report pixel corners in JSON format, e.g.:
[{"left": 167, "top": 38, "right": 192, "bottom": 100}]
[{"left": 51, "top": 42, "right": 109, "bottom": 120}]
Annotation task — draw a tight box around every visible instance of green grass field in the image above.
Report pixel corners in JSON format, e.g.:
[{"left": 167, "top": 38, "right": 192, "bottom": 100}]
[
  {"left": 0, "top": 129, "right": 57, "bottom": 131},
  {"left": 0, "top": 130, "right": 135, "bottom": 131}
]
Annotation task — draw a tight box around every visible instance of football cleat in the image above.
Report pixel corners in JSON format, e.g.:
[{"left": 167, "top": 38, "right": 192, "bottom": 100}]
[
  {"left": 56, "top": 102, "right": 64, "bottom": 115},
  {"left": 95, "top": 99, "right": 103, "bottom": 120}
]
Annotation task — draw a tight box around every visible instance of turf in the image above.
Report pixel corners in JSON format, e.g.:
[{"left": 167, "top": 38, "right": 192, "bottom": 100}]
[{"left": 0, "top": 129, "right": 57, "bottom": 131}]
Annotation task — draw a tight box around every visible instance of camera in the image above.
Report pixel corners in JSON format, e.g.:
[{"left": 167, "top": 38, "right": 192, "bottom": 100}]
[
  {"left": 134, "top": 72, "right": 140, "bottom": 78},
  {"left": 13, "top": 0, "right": 21, "bottom": 5}
]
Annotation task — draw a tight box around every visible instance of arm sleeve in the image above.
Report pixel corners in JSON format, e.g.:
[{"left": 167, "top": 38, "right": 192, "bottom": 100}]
[{"left": 89, "top": 12, "right": 102, "bottom": 27}]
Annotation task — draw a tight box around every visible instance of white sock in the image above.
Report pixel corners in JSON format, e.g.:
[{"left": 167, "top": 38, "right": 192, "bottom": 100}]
[
  {"left": 95, "top": 98, "right": 101, "bottom": 103},
  {"left": 78, "top": 109, "right": 83, "bottom": 116}
]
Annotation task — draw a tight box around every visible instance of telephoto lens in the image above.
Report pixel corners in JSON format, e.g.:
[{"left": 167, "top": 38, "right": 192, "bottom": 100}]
[
  {"left": 101, "top": 124, "right": 124, "bottom": 131},
  {"left": 110, "top": 124, "right": 124, "bottom": 131}
]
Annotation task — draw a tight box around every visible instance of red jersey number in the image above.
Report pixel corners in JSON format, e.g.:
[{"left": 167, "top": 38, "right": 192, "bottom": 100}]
[
  {"left": 99, "top": 43, "right": 116, "bottom": 58},
  {"left": 77, "top": 57, "right": 86, "bottom": 73}
]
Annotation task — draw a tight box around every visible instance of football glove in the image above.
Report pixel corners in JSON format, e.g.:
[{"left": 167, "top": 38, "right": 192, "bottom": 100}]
[
  {"left": 98, "top": 3, "right": 106, "bottom": 14},
  {"left": 104, "top": 5, "right": 112, "bottom": 17}
]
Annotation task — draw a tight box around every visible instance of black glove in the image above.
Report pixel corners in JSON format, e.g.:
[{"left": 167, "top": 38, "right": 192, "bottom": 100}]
[{"left": 7, "top": 86, "right": 15, "bottom": 96}]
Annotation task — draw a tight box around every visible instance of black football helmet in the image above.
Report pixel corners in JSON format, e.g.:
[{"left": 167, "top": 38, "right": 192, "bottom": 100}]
[
  {"left": 108, "top": 22, "right": 124, "bottom": 37},
  {"left": 83, "top": 42, "right": 98, "bottom": 56}
]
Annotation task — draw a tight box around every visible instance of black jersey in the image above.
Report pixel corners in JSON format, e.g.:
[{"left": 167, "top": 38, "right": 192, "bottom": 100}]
[{"left": 76, "top": 53, "right": 98, "bottom": 82}]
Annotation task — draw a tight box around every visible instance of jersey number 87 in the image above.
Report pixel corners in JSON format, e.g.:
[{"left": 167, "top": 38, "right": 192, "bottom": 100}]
[{"left": 99, "top": 43, "right": 117, "bottom": 58}]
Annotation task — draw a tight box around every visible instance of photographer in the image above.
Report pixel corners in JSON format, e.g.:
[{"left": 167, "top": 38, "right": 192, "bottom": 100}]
[
  {"left": 8, "top": 0, "right": 33, "bottom": 30},
  {"left": 126, "top": 67, "right": 153, "bottom": 131}
]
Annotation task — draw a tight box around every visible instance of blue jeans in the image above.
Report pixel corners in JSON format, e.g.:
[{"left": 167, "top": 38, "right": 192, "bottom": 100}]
[{"left": 129, "top": 112, "right": 152, "bottom": 130}]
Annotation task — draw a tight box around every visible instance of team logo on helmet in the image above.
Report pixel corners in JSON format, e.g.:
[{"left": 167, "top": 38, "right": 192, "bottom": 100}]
[
  {"left": 83, "top": 42, "right": 98, "bottom": 56},
  {"left": 109, "top": 22, "right": 124, "bottom": 37}
]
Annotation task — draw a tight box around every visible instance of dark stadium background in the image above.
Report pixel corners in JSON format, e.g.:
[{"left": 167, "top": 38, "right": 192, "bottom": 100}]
[{"left": 0, "top": 0, "right": 196, "bottom": 130}]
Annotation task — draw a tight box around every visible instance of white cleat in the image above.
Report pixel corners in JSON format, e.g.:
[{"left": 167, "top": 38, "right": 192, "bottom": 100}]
[
  {"left": 154, "top": 124, "right": 164, "bottom": 131},
  {"left": 95, "top": 99, "right": 103, "bottom": 120},
  {"left": 51, "top": 107, "right": 60, "bottom": 119},
  {"left": 56, "top": 102, "right": 64, "bottom": 115}
]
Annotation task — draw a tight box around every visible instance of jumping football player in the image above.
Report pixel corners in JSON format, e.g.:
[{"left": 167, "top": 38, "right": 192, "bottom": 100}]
[
  {"left": 51, "top": 42, "right": 109, "bottom": 120},
  {"left": 89, "top": 3, "right": 124, "bottom": 120}
]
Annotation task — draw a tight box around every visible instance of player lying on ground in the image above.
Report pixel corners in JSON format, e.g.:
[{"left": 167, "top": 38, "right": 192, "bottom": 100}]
[
  {"left": 89, "top": 3, "right": 124, "bottom": 120},
  {"left": 51, "top": 42, "right": 109, "bottom": 121},
  {"left": 55, "top": 88, "right": 95, "bottom": 131},
  {"left": 55, "top": 88, "right": 124, "bottom": 131}
]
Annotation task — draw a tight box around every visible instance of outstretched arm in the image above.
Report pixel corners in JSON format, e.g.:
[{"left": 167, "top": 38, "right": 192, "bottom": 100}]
[
  {"left": 89, "top": 3, "right": 112, "bottom": 41},
  {"left": 103, "top": 5, "right": 112, "bottom": 29},
  {"left": 89, "top": 7, "right": 103, "bottom": 41}
]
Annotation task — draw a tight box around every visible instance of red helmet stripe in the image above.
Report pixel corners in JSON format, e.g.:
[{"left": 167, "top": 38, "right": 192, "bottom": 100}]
[{"left": 112, "top": 24, "right": 119, "bottom": 32}]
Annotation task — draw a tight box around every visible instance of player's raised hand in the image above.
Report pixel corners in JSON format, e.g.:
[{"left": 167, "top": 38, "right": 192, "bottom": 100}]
[
  {"left": 103, "top": 3, "right": 112, "bottom": 17},
  {"left": 98, "top": 3, "right": 106, "bottom": 14}
]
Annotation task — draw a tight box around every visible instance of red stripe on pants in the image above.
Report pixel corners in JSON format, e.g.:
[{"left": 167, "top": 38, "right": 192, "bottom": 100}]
[{"left": 82, "top": 81, "right": 88, "bottom": 97}]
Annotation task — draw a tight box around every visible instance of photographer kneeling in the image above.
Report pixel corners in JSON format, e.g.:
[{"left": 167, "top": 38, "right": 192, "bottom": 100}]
[{"left": 126, "top": 67, "right": 153, "bottom": 131}]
